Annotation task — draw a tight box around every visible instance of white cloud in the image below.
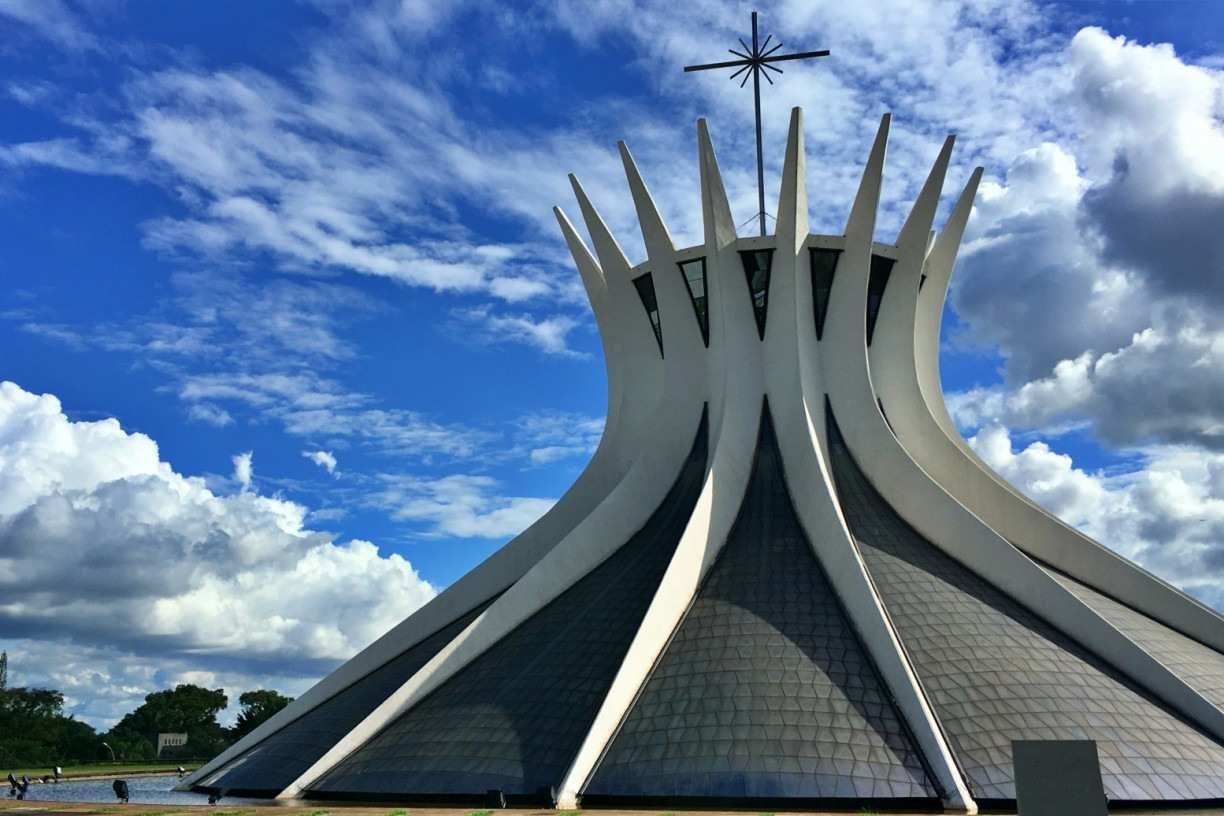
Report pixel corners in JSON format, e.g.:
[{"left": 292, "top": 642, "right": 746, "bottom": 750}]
[
  {"left": 515, "top": 411, "right": 605, "bottom": 466},
  {"left": 232, "top": 450, "right": 254, "bottom": 491},
  {"left": 950, "top": 321, "right": 1224, "bottom": 450},
  {"left": 0, "top": 382, "right": 161, "bottom": 516},
  {"left": 969, "top": 425, "right": 1224, "bottom": 610},
  {"left": 0, "top": 0, "right": 96, "bottom": 50},
  {"left": 176, "top": 371, "right": 492, "bottom": 459},
  {"left": 451, "top": 306, "right": 586, "bottom": 357},
  {"left": 3, "top": 61, "right": 581, "bottom": 316},
  {"left": 187, "top": 403, "right": 235, "bottom": 427},
  {"left": 369, "top": 473, "right": 554, "bottom": 539},
  {"left": 1, "top": 637, "right": 318, "bottom": 730},
  {"left": 0, "top": 381, "right": 436, "bottom": 726},
  {"left": 951, "top": 28, "right": 1224, "bottom": 357},
  {"left": 303, "top": 449, "right": 338, "bottom": 475}
]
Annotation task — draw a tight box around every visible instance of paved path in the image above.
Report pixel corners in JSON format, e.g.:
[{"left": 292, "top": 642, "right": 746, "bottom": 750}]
[{"left": 4, "top": 802, "right": 1224, "bottom": 816}]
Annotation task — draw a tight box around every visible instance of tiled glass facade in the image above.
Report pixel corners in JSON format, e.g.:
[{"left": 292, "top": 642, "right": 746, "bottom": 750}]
[
  {"left": 827, "top": 415, "right": 1224, "bottom": 803},
  {"left": 865, "top": 254, "right": 895, "bottom": 345},
  {"left": 585, "top": 407, "right": 936, "bottom": 802},
  {"left": 196, "top": 601, "right": 494, "bottom": 795},
  {"left": 308, "top": 410, "right": 710, "bottom": 800},
  {"left": 1046, "top": 568, "right": 1224, "bottom": 711}
]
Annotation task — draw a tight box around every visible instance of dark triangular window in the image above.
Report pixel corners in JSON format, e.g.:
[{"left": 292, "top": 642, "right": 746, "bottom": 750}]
[
  {"left": 739, "top": 249, "right": 773, "bottom": 340},
  {"left": 866, "top": 253, "right": 896, "bottom": 346},
  {"left": 632, "top": 272, "right": 663, "bottom": 357},
  {"left": 677, "top": 258, "right": 709, "bottom": 347},
  {"left": 809, "top": 248, "right": 841, "bottom": 341}
]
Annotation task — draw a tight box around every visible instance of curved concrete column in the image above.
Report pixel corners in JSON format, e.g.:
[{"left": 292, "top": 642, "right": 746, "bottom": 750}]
[
  {"left": 768, "top": 110, "right": 976, "bottom": 812},
  {"left": 276, "top": 156, "right": 716, "bottom": 800},
  {"left": 556, "top": 121, "right": 765, "bottom": 806},
  {"left": 885, "top": 170, "right": 1224, "bottom": 655},
  {"left": 182, "top": 206, "right": 659, "bottom": 792},
  {"left": 821, "top": 114, "right": 1224, "bottom": 746},
  {"left": 195, "top": 105, "right": 1224, "bottom": 808}
]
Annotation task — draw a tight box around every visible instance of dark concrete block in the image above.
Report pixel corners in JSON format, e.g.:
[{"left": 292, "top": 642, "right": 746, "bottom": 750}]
[{"left": 1013, "top": 740, "right": 1107, "bottom": 816}]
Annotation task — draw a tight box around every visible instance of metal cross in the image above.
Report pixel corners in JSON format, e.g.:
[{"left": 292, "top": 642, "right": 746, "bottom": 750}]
[{"left": 684, "top": 11, "right": 829, "bottom": 236}]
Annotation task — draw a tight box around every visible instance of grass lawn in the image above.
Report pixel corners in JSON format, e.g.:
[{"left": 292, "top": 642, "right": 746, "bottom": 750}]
[{"left": 2, "top": 763, "right": 198, "bottom": 780}]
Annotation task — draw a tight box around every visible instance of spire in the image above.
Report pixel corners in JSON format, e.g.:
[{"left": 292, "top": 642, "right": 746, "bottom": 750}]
[
  {"left": 697, "top": 118, "right": 737, "bottom": 249},
  {"left": 618, "top": 141, "right": 675, "bottom": 260},
  {"left": 774, "top": 107, "right": 808, "bottom": 253},
  {"left": 553, "top": 207, "right": 606, "bottom": 310},
  {"left": 896, "top": 135, "right": 954, "bottom": 254},
  {"left": 926, "top": 166, "right": 983, "bottom": 283},
  {"left": 683, "top": 11, "right": 829, "bottom": 235},
  {"left": 569, "top": 174, "right": 632, "bottom": 277},
  {"left": 843, "top": 113, "right": 890, "bottom": 244}
]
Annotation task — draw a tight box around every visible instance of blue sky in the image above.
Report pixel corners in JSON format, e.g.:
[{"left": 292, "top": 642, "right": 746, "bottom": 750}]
[{"left": 2, "top": 0, "right": 1224, "bottom": 727}]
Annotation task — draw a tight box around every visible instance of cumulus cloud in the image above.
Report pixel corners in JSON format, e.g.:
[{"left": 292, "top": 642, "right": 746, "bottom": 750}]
[
  {"left": 1, "top": 636, "right": 318, "bottom": 730},
  {"left": 944, "top": 24, "right": 1224, "bottom": 479},
  {"left": 232, "top": 450, "right": 254, "bottom": 491},
  {"left": 0, "top": 381, "right": 437, "bottom": 724},
  {"left": 951, "top": 321, "right": 1224, "bottom": 450},
  {"left": 1070, "top": 28, "right": 1224, "bottom": 309},
  {"left": 303, "top": 449, "right": 339, "bottom": 475},
  {"left": 969, "top": 424, "right": 1224, "bottom": 611}
]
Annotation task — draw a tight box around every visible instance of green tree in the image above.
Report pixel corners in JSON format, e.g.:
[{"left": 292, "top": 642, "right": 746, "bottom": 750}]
[
  {"left": 230, "top": 689, "right": 293, "bottom": 740},
  {"left": 0, "top": 685, "right": 99, "bottom": 766},
  {"left": 106, "top": 684, "right": 228, "bottom": 760}
]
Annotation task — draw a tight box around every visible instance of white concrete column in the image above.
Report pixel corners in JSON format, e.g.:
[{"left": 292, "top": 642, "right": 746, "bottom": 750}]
[
  {"left": 181, "top": 206, "right": 657, "bottom": 791},
  {"left": 821, "top": 114, "right": 1224, "bottom": 749},
  {"left": 276, "top": 151, "right": 716, "bottom": 800},
  {"left": 884, "top": 168, "right": 1224, "bottom": 655},
  {"left": 556, "top": 120, "right": 765, "bottom": 807},
  {"left": 772, "top": 111, "right": 975, "bottom": 812}
]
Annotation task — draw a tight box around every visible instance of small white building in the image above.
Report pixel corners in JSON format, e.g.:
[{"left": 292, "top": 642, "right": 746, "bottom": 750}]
[{"left": 156, "top": 733, "right": 187, "bottom": 758}]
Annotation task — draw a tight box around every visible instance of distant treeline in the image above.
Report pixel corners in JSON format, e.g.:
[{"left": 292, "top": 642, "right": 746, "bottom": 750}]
[{"left": 0, "top": 652, "right": 292, "bottom": 767}]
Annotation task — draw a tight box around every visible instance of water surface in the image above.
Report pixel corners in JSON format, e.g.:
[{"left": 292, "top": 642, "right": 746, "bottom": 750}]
[{"left": 10, "top": 774, "right": 266, "bottom": 806}]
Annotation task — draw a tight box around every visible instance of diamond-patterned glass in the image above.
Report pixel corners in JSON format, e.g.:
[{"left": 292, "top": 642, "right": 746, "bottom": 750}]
[
  {"left": 196, "top": 600, "right": 494, "bottom": 795},
  {"left": 826, "top": 415, "right": 1224, "bottom": 804},
  {"left": 1045, "top": 568, "right": 1224, "bottom": 711},
  {"left": 739, "top": 249, "right": 773, "bottom": 340},
  {"left": 585, "top": 406, "right": 937, "bottom": 802},
  {"left": 308, "top": 410, "right": 709, "bottom": 800},
  {"left": 809, "top": 248, "right": 840, "bottom": 341}
]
